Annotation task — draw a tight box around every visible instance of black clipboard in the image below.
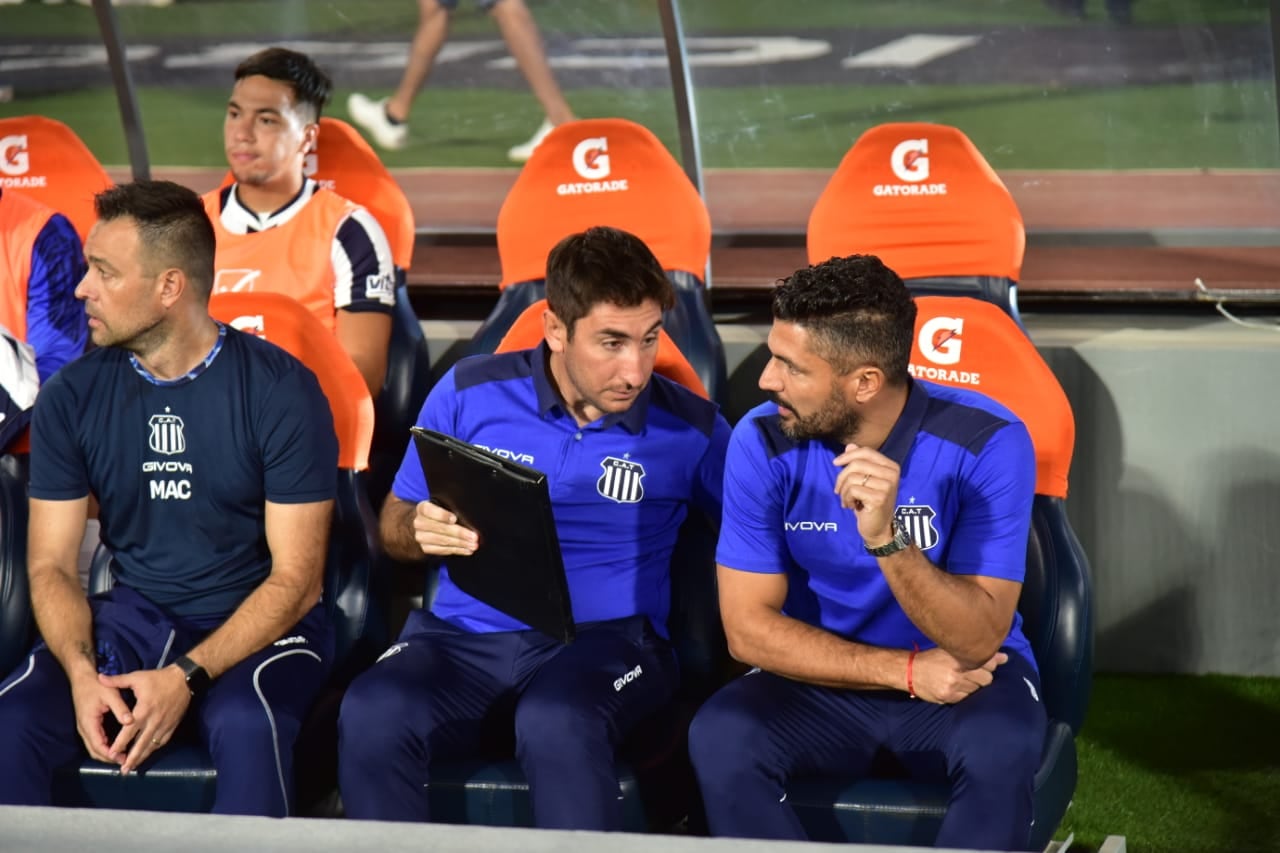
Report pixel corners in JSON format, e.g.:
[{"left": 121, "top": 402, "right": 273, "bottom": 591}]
[{"left": 411, "top": 427, "right": 575, "bottom": 643}]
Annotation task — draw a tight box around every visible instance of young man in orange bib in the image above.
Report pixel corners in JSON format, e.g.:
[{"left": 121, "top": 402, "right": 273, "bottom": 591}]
[{"left": 206, "top": 47, "right": 397, "bottom": 397}]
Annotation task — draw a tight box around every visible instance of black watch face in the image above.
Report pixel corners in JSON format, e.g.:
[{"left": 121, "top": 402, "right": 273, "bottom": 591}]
[{"left": 187, "top": 667, "right": 211, "bottom": 694}]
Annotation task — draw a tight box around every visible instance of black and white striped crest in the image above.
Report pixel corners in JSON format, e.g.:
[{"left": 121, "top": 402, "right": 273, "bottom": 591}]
[
  {"left": 597, "top": 456, "right": 645, "bottom": 504},
  {"left": 896, "top": 504, "right": 939, "bottom": 550},
  {"left": 148, "top": 413, "right": 186, "bottom": 456}
]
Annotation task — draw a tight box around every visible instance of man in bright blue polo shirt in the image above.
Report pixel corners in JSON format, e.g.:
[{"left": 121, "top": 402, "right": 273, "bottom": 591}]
[
  {"left": 688, "top": 254, "right": 1046, "bottom": 851},
  {"left": 339, "top": 225, "right": 730, "bottom": 830}
]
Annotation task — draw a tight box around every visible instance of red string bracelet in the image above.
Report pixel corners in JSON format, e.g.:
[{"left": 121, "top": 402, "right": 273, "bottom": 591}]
[{"left": 906, "top": 642, "right": 920, "bottom": 699}]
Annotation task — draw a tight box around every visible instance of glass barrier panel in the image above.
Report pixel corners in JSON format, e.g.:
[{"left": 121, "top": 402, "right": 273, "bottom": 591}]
[
  {"left": 676, "top": 0, "right": 1280, "bottom": 238},
  {"left": 1, "top": 4, "right": 129, "bottom": 173}
]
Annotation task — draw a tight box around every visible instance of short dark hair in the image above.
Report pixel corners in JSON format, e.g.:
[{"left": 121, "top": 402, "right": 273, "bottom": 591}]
[
  {"left": 772, "top": 254, "right": 917, "bottom": 384},
  {"left": 234, "top": 47, "right": 332, "bottom": 122},
  {"left": 94, "top": 180, "right": 217, "bottom": 301},
  {"left": 544, "top": 226, "right": 675, "bottom": 338}
]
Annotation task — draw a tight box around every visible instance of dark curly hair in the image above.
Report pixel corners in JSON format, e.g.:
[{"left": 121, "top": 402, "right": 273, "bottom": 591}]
[{"left": 771, "top": 254, "right": 916, "bottom": 384}]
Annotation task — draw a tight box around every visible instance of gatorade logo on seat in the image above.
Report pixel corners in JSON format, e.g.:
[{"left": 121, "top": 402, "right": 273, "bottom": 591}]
[
  {"left": 875, "top": 137, "right": 946, "bottom": 197},
  {"left": 558, "top": 136, "right": 629, "bottom": 196},
  {"left": 891, "top": 138, "right": 929, "bottom": 182},
  {"left": 909, "top": 315, "right": 981, "bottom": 386},
  {"left": 302, "top": 151, "right": 336, "bottom": 191},
  {"left": 228, "top": 314, "right": 267, "bottom": 339},
  {"left": 0, "top": 134, "right": 45, "bottom": 188},
  {"left": 918, "top": 315, "right": 963, "bottom": 365}
]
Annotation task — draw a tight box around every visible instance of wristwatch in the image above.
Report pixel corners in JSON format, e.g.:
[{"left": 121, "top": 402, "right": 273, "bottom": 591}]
[
  {"left": 173, "top": 655, "right": 212, "bottom": 698},
  {"left": 865, "top": 518, "right": 913, "bottom": 557}
]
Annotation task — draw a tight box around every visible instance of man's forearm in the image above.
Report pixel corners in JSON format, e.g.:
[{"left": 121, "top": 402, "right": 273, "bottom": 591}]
[
  {"left": 379, "top": 497, "right": 426, "bottom": 563},
  {"left": 183, "top": 573, "right": 318, "bottom": 679},
  {"left": 725, "top": 605, "right": 905, "bottom": 691},
  {"left": 29, "top": 562, "right": 97, "bottom": 682},
  {"left": 877, "top": 547, "right": 1011, "bottom": 667}
]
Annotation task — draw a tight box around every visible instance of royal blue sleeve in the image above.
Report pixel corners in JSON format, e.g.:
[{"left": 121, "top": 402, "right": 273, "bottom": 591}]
[
  {"left": 28, "top": 368, "right": 90, "bottom": 501},
  {"left": 691, "top": 412, "right": 731, "bottom": 526},
  {"left": 388, "top": 366, "right": 460, "bottom": 504},
  {"left": 25, "top": 213, "right": 88, "bottom": 382},
  {"left": 258, "top": 360, "right": 338, "bottom": 504},
  {"left": 714, "top": 415, "right": 792, "bottom": 574},
  {"left": 944, "top": 420, "right": 1036, "bottom": 582}
]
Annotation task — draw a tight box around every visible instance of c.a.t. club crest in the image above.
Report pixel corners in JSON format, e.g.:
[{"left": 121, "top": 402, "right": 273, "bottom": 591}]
[{"left": 597, "top": 456, "right": 645, "bottom": 504}]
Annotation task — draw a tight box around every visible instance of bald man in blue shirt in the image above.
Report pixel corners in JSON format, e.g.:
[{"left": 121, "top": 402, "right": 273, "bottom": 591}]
[
  {"left": 339, "top": 226, "right": 730, "bottom": 830},
  {"left": 688, "top": 254, "right": 1046, "bottom": 852}
]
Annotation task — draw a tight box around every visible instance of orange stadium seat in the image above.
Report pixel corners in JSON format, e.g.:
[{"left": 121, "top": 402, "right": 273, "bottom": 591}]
[
  {"left": 494, "top": 298, "right": 709, "bottom": 399},
  {"left": 495, "top": 119, "right": 708, "bottom": 289},
  {"left": 309, "top": 118, "right": 415, "bottom": 272},
  {"left": 910, "top": 297, "right": 1071, "bottom": 498},
  {"left": 785, "top": 296, "right": 1093, "bottom": 850},
  {"left": 472, "top": 117, "right": 728, "bottom": 405},
  {"left": 807, "top": 122, "right": 1027, "bottom": 325},
  {"left": 219, "top": 116, "right": 431, "bottom": 503},
  {"left": 209, "top": 291, "right": 374, "bottom": 471},
  {"left": 53, "top": 293, "right": 385, "bottom": 815},
  {"left": 0, "top": 115, "right": 113, "bottom": 242}
]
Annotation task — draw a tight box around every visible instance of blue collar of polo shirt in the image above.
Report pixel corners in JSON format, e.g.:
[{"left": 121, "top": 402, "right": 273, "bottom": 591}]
[
  {"left": 529, "top": 342, "right": 651, "bottom": 434},
  {"left": 877, "top": 378, "right": 929, "bottom": 466}
]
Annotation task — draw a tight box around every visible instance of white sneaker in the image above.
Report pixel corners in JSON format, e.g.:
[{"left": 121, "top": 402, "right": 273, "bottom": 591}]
[
  {"left": 507, "top": 119, "right": 555, "bottom": 163},
  {"left": 347, "top": 93, "right": 407, "bottom": 151}
]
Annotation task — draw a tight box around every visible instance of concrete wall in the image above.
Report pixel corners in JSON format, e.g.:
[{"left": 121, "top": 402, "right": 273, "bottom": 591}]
[
  {"left": 421, "top": 312, "right": 1280, "bottom": 676},
  {"left": 1034, "top": 315, "right": 1280, "bottom": 677}
]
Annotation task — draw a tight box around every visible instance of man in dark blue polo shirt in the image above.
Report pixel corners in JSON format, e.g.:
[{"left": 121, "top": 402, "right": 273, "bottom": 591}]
[
  {"left": 0, "top": 180, "right": 338, "bottom": 817},
  {"left": 688, "top": 254, "right": 1046, "bottom": 851},
  {"left": 339, "top": 226, "right": 730, "bottom": 829}
]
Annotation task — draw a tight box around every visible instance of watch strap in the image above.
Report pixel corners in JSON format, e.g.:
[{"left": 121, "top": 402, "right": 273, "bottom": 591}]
[
  {"left": 865, "top": 518, "right": 913, "bottom": 557},
  {"left": 174, "top": 654, "right": 212, "bottom": 697}
]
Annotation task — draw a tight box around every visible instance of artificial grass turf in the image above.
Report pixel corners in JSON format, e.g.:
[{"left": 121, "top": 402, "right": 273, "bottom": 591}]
[
  {"left": 4, "top": 80, "right": 1276, "bottom": 171},
  {"left": 0, "top": 0, "right": 1267, "bottom": 40},
  {"left": 1058, "top": 672, "right": 1280, "bottom": 853}
]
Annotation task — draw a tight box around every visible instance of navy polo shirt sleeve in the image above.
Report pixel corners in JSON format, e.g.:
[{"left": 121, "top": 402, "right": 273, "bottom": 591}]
[
  {"left": 691, "top": 413, "right": 732, "bottom": 525},
  {"left": 389, "top": 366, "right": 461, "bottom": 504},
  {"left": 716, "top": 414, "right": 791, "bottom": 574},
  {"left": 28, "top": 367, "right": 90, "bottom": 501},
  {"left": 258, "top": 362, "right": 338, "bottom": 504},
  {"left": 945, "top": 419, "right": 1036, "bottom": 582}
]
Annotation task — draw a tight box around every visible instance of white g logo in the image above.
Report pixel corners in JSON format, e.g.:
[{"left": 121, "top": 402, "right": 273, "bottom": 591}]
[
  {"left": 228, "top": 314, "right": 266, "bottom": 338},
  {"left": 572, "top": 137, "right": 610, "bottom": 180},
  {"left": 0, "top": 135, "right": 30, "bottom": 176},
  {"left": 918, "top": 316, "right": 963, "bottom": 365},
  {"left": 890, "top": 138, "right": 929, "bottom": 183}
]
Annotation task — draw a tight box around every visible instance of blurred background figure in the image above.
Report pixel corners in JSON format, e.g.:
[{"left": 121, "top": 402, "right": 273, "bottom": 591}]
[
  {"left": 348, "top": 0, "right": 576, "bottom": 161},
  {"left": 1044, "top": 0, "right": 1133, "bottom": 25}
]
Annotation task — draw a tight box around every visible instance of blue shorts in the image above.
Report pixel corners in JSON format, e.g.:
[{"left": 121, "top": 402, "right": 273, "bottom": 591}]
[
  {"left": 338, "top": 611, "right": 681, "bottom": 828},
  {"left": 0, "top": 585, "right": 334, "bottom": 817}
]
